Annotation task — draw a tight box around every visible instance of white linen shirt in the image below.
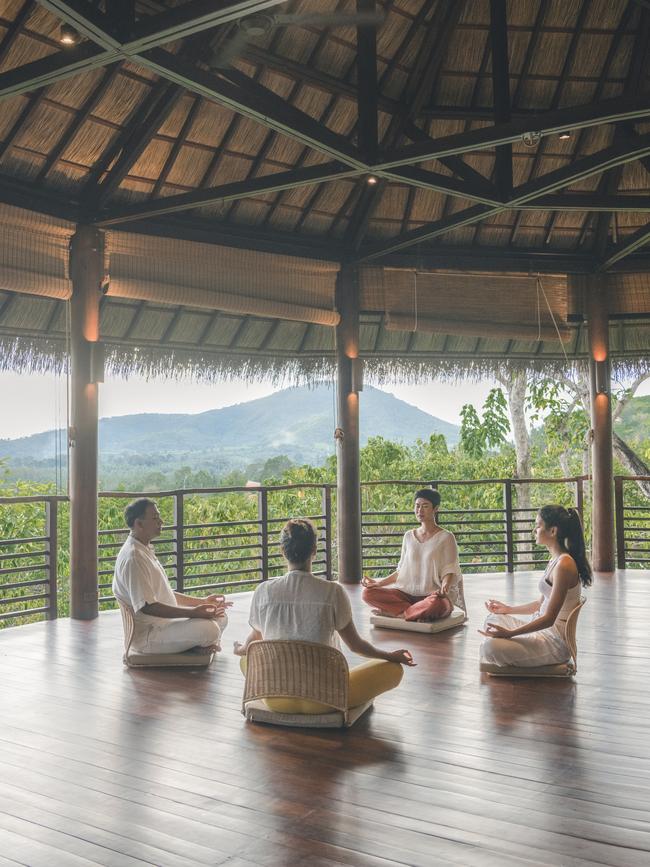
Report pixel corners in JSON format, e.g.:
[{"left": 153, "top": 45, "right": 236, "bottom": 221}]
[
  {"left": 112, "top": 534, "right": 177, "bottom": 621},
  {"left": 249, "top": 570, "right": 352, "bottom": 647},
  {"left": 394, "top": 528, "right": 462, "bottom": 598}
]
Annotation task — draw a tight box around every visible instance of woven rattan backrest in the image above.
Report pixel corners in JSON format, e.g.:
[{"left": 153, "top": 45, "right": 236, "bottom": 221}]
[
  {"left": 564, "top": 596, "right": 586, "bottom": 668},
  {"left": 243, "top": 640, "right": 349, "bottom": 712},
  {"left": 117, "top": 601, "right": 135, "bottom": 656}
]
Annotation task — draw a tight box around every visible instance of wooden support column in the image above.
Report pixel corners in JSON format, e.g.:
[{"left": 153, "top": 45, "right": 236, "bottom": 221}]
[
  {"left": 69, "top": 225, "right": 103, "bottom": 619},
  {"left": 335, "top": 265, "right": 362, "bottom": 584},
  {"left": 585, "top": 273, "right": 615, "bottom": 572}
]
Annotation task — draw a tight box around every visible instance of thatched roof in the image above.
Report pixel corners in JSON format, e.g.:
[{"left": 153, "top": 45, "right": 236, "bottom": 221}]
[{"left": 1, "top": 0, "right": 650, "bottom": 378}]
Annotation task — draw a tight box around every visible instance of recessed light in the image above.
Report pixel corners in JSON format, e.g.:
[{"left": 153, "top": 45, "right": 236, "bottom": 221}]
[{"left": 60, "top": 24, "right": 80, "bottom": 46}]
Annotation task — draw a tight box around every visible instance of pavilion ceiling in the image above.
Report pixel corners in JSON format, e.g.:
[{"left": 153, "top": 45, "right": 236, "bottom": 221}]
[
  {"left": 3, "top": 286, "right": 650, "bottom": 382},
  {"left": 1, "top": 0, "right": 650, "bottom": 273}
]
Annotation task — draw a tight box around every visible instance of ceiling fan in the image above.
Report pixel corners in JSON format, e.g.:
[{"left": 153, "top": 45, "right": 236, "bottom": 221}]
[{"left": 207, "top": 8, "right": 384, "bottom": 70}]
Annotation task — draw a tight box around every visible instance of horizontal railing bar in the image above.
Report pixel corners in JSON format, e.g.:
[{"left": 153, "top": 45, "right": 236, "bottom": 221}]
[
  {"left": 0, "top": 577, "right": 49, "bottom": 591},
  {"left": 184, "top": 519, "right": 261, "bottom": 530},
  {"left": 0, "top": 563, "right": 47, "bottom": 577},
  {"left": 183, "top": 544, "right": 261, "bottom": 557},
  {"left": 0, "top": 592, "right": 49, "bottom": 606},
  {"left": 183, "top": 567, "right": 261, "bottom": 580},
  {"left": 184, "top": 554, "right": 259, "bottom": 568},
  {"left": 181, "top": 579, "right": 264, "bottom": 590},
  {"left": 0, "top": 495, "right": 66, "bottom": 504},
  {"left": 361, "top": 476, "right": 587, "bottom": 487},
  {"left": 0, "top": 535, "right": 49, "bottom": 546},
  {"left": 267, "top": 515, "right": 325, "bottom": 524},
  {"left": 184, "top": 532, "right": 262, "bottom": 544},
  {"left": 0, "top": 606, "right": 50, "bottom": 620},
  {"left": 0, "top": 549, "right": 48, "bottom": 562}
]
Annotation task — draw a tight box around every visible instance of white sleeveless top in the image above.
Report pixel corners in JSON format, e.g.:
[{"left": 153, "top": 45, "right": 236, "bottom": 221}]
[{"left": 538, "top": 555, "right": 581, "bottom": 641}]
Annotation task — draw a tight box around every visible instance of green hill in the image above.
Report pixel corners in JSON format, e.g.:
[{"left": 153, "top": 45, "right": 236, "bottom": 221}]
[{"left": 0, "top": 383, "right": 459, "bottom": 486}]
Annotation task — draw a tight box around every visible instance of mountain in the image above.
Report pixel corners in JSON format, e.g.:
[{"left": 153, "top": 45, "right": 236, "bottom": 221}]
[{"left": 0, "top": 384, "right": 459, "bottom": 482}]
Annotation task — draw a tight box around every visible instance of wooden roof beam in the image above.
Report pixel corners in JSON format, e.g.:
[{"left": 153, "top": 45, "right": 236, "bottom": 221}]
[
  {"left": 489, "top": 0, "right": 512, "bottom": 199},
  {"left": 123, "top": 0, "right": 285, "bottom": 54},
  {"left": 600, "top": 221, "right": 650, "bottom": 269},
  {"left": 347, "top": 0, "right": 461, "bottom": 251},
  {"left": 378, "top": 91, "right": 650, "bottom": 170},
  {"left": 89, "top": 82, "right": 185, "bottom": 212},
  {"left": 0, "top": 1, "right": 283, "bottom": 101},
  {"left": 95, "top": 162, "right": 360, "bottom": 226},
  {"left": 356, "top": 0, "right": 378, "bottom": 166},
  {"left": 141, "top": 48, "right": 366, "bottom": 168},
  {"left": 359, "top": 131, "right": 650, "bottom": 260},
  {"left": 0, "top": 42, "right": 114, "bottom": 100},
  {"left": 382, "top": 165, "right": 501, "bottom": 206}
]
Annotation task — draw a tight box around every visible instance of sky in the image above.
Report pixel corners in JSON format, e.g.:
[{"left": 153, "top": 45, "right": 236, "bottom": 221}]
[
  {"left": 0, "top": 370, "right": 496, "bottom": 440},
  {"left": 5, "top": 369, "right": 650, "bottom": 442}
]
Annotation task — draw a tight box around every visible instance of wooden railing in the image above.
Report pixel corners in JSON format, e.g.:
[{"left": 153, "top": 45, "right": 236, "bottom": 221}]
[
  {"left": 0, "top": 495, "right": 64, "bottom": 624},
  {"left": 13, "top": 472, "right": 650, "bottom": 627},
  {"left": 361, "top": 478, "right": 585, "bottom": 576},
  {"left": 614, "top": 475, "right": 650, "bottom": 568},
  {"left": 96, "top": 485, "right": 332, "bottom": 606}
]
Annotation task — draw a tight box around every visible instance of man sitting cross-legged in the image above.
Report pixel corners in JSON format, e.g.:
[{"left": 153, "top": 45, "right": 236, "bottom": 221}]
[{"left": 112, "top": 497, "right": 230, "bottom": 655}]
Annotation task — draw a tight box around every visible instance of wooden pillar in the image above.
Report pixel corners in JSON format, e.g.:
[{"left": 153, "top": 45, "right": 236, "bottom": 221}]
[
  {"left": 586, "top": 274, "right": 615, "bottom": 572},
  {"left": 69, "top": 225, "right": 103, "bottom": 619},
  {"left": 335, "top": 265, "right": 362, "bottom": 584}
]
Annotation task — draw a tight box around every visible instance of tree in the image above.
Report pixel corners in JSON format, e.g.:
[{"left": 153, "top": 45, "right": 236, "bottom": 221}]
[{"left": 460, "top": 388, "right": 510, "bottom": 458}]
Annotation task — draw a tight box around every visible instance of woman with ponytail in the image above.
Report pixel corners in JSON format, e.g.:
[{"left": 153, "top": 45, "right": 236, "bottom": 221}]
[{"left": 479, "top": 505, "right": 591, "bottom": 668}]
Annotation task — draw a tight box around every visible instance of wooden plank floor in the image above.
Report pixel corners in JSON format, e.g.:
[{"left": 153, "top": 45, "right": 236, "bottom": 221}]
[{"left": 0, "top": 571, "right": 649, "bottom": 866}]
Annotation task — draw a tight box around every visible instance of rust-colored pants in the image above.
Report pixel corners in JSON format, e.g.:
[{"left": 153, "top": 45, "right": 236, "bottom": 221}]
[{"left": 362, "top": 585, "right": 453, "bottom": 622}]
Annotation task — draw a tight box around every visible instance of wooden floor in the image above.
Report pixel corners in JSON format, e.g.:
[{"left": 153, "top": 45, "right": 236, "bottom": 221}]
[{"left": 0, "top": 572, "right": 649, "bottom": 866}]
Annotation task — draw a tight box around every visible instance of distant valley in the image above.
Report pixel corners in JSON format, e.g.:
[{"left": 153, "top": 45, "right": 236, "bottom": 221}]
[{"left": 0, "top": 384, "right": 460, "bottom": 488}]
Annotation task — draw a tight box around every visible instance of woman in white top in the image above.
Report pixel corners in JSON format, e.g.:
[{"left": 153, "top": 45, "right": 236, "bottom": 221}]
[
  {"left": 362, "top": 488, "right": 464, "bottom": 622},
  {"left": 479, "top": 505, "right": 591, "bottom": 668},
  {"left": 235, "top": 518, "right": 415, "bottom": 713}
]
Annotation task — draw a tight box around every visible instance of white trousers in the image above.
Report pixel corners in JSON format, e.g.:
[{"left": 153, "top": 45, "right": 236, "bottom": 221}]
[
  {"left": 133, "top": 614, "right": 228, "bottom": 654},
  {"left": 480, "top": 613, "right": 569, "bottom": 668}
]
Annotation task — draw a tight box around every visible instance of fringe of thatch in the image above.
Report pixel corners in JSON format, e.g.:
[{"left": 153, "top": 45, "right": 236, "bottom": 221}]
[{"left": 2, "top": 334, "right": 649, "bottom": 385}]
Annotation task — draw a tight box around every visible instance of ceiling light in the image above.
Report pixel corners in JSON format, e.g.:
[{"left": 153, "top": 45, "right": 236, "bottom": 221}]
[
  {"left": 367, "top": 175, "right": 378, "bottom": 185},
  {"left": 60, "top": 24, "right": 80, "bottom": 46},
  {"left": 559, "top": 131, "right": 572, "bottom": 140}
]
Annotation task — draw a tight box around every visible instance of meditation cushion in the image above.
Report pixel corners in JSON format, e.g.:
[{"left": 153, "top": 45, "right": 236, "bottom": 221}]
[{"left": 371, "top": 605, "right": 466, "bottom": 633}]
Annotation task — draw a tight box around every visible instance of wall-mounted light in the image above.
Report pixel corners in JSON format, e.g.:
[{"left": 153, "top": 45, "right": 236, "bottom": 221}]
[
  {"left": 90, "top": 341, "right": 105, "bottom": 383},
  {"left": 595, "top": 359, "right": 609, "bottom": 395},
  {"left": 366, "top": 175, "right": 378, "bottom": 185},
  {"left": 558, "top": 130, "right": 572, "bottom": 140},
  {"left": 60, "top": 24, "right": 80, "bottom": 45},
  {"left": 351, "top": 356, "right": 364, "bottom": 392}
]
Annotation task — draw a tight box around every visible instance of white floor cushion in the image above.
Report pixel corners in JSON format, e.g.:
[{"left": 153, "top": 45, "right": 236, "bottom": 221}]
[{"left": 370, "top": 606, "right": 466, "bottom": 633}]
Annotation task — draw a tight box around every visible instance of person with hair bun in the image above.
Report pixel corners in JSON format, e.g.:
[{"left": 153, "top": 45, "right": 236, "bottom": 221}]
[
  {"left": 361, "top": 488, "right": 463, "bottom": 622},
  {"left": 235, "top": 518, "right": 415, "bottom": 712},
  {"left": 479, "top": 505, "right": 591, "bottom": 668}
]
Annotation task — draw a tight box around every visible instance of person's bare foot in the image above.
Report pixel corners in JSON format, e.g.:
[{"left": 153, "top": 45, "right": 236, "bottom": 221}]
[{"left": 188, "top": 643, "right": 219, "bottom": 654}]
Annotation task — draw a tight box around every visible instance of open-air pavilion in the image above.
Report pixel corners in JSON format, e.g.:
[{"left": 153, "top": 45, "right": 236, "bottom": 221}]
[{"left": 1, "top": 0, "right": 650, "bottom": 863}]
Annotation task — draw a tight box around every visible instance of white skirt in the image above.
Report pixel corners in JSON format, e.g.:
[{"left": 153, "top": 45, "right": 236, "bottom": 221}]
[{"left": 479, "top": 613, "right": 570, "bottom": 668}]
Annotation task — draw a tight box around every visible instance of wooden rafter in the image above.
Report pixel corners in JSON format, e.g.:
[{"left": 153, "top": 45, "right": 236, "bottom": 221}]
[
  {"left": 358, "top": 131, "right": 650, "bottom": 260},
  {"left": 489, "top": 0, "right": 512, "bottom": 199},
  {"left": 379, "top": 91, "right": 650, "bottom": 170},
  {"left": 95, "top": 162, "right": 359, "bottom": 225}
]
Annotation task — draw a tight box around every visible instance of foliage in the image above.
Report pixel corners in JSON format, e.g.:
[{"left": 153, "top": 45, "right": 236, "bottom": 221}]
[{"left": 460, "top": 388, "right": 510, "bottom": 458}]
